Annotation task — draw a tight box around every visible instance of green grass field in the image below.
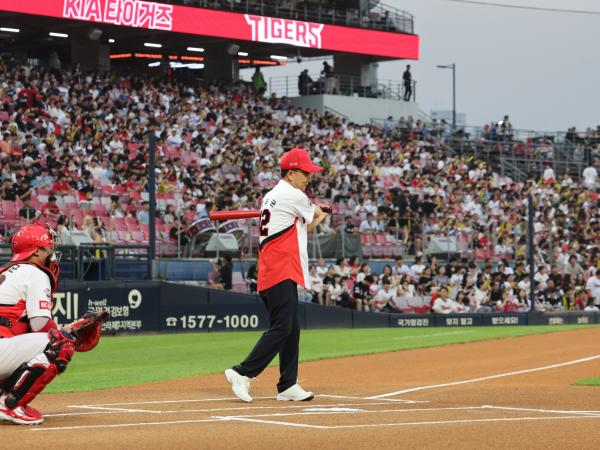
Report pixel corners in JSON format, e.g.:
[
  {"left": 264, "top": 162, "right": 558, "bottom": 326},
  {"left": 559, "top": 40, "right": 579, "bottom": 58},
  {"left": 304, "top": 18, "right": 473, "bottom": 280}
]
[
  {"left": 46, "top": 325, "right": 598, "bottom": 393},
  {"left": 575, "top": 377, "right": 600, "bottom": 386}
]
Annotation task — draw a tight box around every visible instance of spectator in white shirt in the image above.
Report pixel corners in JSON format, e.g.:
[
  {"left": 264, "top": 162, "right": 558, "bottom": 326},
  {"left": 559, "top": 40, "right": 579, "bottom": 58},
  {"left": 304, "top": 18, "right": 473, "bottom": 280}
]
[
  {"left": 582, "top": 161, "right": 598, "bottom": 189},
  {"left": 369, "top": 281, "right": 397, "bottom": 313},
  {"left": 359, "top": 213, "right": 379, "bottom": 234},
  {"left": 315, "top": 257, "right": 328, "bottom": 278},
  {"left": 308, "top": 265, "right": 325, "bottom": 305},
  {"left": 543, "top": 165, "right": 555, "bottom": 183},
  {"left": 392, "top": 256, "right": 410, "bottom": 276},
  {"left": 534, "top": 265, "right": 550, "bottom": 285},
  {"left": 586, "top": 269, "right": 600, "bottom": 306},
  {"left": 432, "top": 287, "right": 464, "bottom": 314},
  {"left": 167, "top": 129, "right": 183, "bottom": 146},
  {"left": 409, "top": 255, "right": 426, "bottom": 279},
  {"left": 334, "top": 257, "right": 352, "bottom": 278}
]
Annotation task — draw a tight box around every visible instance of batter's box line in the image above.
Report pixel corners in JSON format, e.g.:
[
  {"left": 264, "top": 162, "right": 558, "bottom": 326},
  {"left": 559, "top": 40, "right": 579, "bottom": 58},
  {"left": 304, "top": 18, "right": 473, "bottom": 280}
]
[
  {"left": 482, "top": 405, "right": 600, "bottom": 417},
  {"left": 214, "top": 415, "right": 600, "bottom": 431},
  {"left": 317, "top": 394, "right": 428, "bottom": 404},
  {"left": 57, "top": 401, "right": 401, "bottom": 418}
]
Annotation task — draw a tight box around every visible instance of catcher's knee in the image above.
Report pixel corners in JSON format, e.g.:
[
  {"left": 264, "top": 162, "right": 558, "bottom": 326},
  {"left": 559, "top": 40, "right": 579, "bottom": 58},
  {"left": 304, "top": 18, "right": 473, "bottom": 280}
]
[{"left": 1, "top": 330, "right": 75, "bottom": 409}]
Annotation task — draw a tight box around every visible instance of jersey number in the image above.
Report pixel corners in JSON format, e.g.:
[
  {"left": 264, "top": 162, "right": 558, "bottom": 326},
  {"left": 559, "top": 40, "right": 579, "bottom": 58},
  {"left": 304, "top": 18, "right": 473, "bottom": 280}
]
[{"left": 259, "top": 209, "right": 271, "bottom": 236}]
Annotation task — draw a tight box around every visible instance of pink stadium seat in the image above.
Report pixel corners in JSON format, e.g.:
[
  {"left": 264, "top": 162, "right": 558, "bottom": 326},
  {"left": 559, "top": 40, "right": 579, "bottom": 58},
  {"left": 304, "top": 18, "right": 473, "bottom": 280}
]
[
  {"left": 117, "top": 231, "right": 131, "bottom": 242},
  {"left": 375, "top": 234, "right": 387, "bottom": 244},
  {"left": 110, "top": 217, "right": 126, "bottom": 231},
  {"left": 131, "top": 231, "right": 145, "bottom": 242},
  {"left": 125, "top": 221, "right": 140, "bottom": 233}
]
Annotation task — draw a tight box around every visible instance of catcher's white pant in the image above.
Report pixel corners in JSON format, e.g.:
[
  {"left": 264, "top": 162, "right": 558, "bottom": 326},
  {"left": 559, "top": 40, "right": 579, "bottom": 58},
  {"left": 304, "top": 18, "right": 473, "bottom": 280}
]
[{"left": 0, "top": 333, "right": 49, "bottom": 380}]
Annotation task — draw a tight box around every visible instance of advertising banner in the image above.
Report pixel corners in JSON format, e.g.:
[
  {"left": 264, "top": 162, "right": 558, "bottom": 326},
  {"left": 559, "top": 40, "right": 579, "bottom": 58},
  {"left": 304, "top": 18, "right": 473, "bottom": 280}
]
[
  {"left": 51, "top": 282, "right": 600, "bottom": 332},
  {"left": 0, "top": 0, "right": 419, "bottom": 59},
  {"left": 53, "top": 283, "right": 160, "bottom": 332}
]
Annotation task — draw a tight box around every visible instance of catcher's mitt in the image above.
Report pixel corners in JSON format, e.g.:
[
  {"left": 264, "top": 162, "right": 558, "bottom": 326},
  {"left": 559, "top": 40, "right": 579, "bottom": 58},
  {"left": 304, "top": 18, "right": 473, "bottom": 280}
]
[{"left": 69, "top": 310, "right": 110, "bottom": 352}]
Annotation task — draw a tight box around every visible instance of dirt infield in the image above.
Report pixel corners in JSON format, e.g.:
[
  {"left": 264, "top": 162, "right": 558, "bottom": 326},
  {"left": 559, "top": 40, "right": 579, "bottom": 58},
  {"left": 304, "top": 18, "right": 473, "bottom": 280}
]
[{"left": 4, "top": 327, "right": 600, "bottom": 449}]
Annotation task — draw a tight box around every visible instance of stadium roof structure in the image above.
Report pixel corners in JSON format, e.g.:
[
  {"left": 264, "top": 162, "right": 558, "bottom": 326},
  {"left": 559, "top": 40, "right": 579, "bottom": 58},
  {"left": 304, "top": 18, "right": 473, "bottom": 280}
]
[{"left": 0, "top": 0, "right": 419, "bottom": 64}]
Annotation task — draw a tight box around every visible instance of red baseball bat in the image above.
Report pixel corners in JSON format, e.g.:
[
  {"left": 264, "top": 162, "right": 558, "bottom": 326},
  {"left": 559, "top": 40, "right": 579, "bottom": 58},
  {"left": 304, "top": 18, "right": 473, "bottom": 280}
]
[
  {"left": 209, "top": 206, "right": 332, "bottom": 222},
  {"left": 209, "top": 210, "right": 260, "bottom": 221}
]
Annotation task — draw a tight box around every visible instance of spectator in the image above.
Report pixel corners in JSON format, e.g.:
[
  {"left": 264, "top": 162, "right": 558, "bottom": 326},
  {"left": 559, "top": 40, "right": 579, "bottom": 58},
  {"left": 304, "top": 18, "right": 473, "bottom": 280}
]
[
  {"left": 359, "top": 213, "right": 379, "bottom": 234},
  {"left": 392, "top": 256, "right": 410, "bottom": 276},
  {"left": 109, "top": 195, "right": 126, "bottom": 218},
  {"left": 334, "top": 257, "right": 351, "bottom": 278},
  {"left": 433, "top": 266, "right": 449, "bottom": 287},
  {"left": 1, "top": 178, "right": 18, "bottom": 201},
  {"left": 138, "top": 201, "right": 150, "bottom": 225},
  {"left": 403, "top": 64, "right": 412, "bottom": 101},
  {"left": 209, "top": 255, "right": 233, "bottom": 290},
  {"left": 298, "top": 69, "right": 313, "bottom": 96},
  {"left": 169, "top": 218, "right": 189, "bottom": 248},
  {"left": 163, "top": 204, "right": 177, "bottom": 225},
  {"left": 315, "top": 257, "right": 328, "bottom": 278},
  {"left": 252, "top": 67, "right": 266, "bottom": 95},
  {"left": 18, "top": 196, "right": 37, "bottom": 223},
  {"left": 409, "top": 255, "right": 426, "bottom": 279},
  {"left": 246, "top": 261, "right": 258, "bottom": 294},
  {"left": 432, "top": 287, "right": 465, "bottom": 314},
  {"left": 51, "top": 174, "right": 70, "bottom": 196},
  {"left": 342, "top": 215, "right": 356, "bottom": 234},
  {"left": 41, "top": 195, "right": 60, "bottom": 220},
  {"left": 369, "top": 280, "right": 397, "bottom": 313},
  {"left": 584, "top": 298, "right": 599, "bottom": 311},
  {"left": 586, "top": 269, "right": 600, "bottom": 308},
  {"left": 352, "top": 274, "right": 374, "bottom": 311},
  {"left": 308, "top": 265, "right": 325, "bottom": 305},
  {"left": 582, "top": 159, "right": 598, "bottom": 189}
]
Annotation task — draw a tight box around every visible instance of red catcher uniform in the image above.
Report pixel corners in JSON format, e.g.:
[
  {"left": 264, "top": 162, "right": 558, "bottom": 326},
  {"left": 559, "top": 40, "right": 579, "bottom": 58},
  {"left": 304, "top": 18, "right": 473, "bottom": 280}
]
[
  {"left": 0, "top": 224, "right": 73, "bottom": 426},
  {"left": 257, "top": 179, "right": 316, "bottom": 292}
]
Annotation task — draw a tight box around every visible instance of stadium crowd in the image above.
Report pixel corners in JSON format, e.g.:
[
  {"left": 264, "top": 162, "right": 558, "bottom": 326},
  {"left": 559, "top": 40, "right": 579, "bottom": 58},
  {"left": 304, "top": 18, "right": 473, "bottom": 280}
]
[{"left": 0, "top": 59, "right": 599, "bottom": 314}]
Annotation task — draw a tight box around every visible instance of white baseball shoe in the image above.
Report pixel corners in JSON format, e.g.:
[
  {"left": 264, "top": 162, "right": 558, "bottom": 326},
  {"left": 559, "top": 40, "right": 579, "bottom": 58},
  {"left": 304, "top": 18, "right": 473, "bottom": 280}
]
[
  {"left": 0, "top": 394, "right": 43, "bottom": 425},
  {"left": 225, "top": 369, "right": 253, "bottom": 403},
  {"left": 276, "top": 384, "right": 314, "bottom": 402}
]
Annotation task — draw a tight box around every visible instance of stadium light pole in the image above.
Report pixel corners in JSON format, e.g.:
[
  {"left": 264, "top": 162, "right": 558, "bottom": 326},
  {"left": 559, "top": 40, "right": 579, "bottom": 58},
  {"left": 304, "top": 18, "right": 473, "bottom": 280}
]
[{"left": 436, "top": 63, "right": 456, "bottom": 130}]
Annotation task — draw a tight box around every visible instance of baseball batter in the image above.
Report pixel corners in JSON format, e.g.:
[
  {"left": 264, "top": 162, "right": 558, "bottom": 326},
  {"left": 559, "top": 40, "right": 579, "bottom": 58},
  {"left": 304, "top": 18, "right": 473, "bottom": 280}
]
[
  {"left": 0, "top": 224, "right": 107, "bottom": 425},
  {"left": 225, "top": 147, "right": 328, "bottom": 402}
]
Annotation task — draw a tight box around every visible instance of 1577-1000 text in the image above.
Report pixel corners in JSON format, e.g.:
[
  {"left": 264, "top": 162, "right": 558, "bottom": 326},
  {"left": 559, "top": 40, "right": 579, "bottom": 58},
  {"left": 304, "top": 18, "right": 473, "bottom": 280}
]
[{"left": 175, "top": 314, "right": 259, "bottom": 329}]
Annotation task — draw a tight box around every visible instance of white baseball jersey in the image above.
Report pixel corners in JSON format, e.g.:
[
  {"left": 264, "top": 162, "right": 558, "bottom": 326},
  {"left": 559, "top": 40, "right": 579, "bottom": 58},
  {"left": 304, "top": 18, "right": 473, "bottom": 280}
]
[
  {"left": 257, "top": 180, "right": 316, "bottom": 292},
  {"left": 0, "top": 264, "right": 53, "bottom": 338}
]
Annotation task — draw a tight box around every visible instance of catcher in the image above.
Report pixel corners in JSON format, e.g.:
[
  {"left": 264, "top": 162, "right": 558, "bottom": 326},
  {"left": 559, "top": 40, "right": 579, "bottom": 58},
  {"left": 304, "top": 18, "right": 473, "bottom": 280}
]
[{"left": 0, "top": 224, "right": 109, "bottom": 425}]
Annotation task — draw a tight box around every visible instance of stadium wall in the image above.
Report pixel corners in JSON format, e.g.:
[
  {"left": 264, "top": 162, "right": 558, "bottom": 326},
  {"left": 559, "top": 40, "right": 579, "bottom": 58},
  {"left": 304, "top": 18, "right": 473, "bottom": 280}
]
[
  {"left": 55, "top": 281, "right": 599, "bottom": 332},
  {"left": 290, "top": 95, "right": 423, "bottom": 124}
]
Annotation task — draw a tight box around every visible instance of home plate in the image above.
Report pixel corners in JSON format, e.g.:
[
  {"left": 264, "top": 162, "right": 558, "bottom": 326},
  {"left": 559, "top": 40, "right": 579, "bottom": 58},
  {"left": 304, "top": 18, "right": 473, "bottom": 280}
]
[{"left": 303, "top": 407, "right": 366, "bottom": 412}]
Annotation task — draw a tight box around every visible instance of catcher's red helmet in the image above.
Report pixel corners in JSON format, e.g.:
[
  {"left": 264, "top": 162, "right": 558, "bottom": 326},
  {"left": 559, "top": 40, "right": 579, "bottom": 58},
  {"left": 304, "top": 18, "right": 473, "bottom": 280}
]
[{"left": 10, "top": 223, "right": 57, "bottom": 262}]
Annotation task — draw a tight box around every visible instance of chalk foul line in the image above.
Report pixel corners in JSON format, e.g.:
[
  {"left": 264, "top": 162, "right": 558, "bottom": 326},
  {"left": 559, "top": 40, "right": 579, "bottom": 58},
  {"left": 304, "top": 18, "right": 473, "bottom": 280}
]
[{"left": 367, "top": 354, "right": 600, "bottom": 399}]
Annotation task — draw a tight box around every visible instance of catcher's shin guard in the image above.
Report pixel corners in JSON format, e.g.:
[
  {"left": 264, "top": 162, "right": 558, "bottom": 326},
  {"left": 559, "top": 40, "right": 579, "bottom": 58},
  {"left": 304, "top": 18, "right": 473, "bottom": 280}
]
[{"left": 1, "top": 330, "right": 75, "bottom": 409}]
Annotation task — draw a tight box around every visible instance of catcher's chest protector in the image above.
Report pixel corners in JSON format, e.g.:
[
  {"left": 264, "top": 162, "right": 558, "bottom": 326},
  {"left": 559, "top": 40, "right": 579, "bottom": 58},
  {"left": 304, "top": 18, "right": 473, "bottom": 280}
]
[{"left": 0, "top": 262, "right": 58, "bottom": 338}]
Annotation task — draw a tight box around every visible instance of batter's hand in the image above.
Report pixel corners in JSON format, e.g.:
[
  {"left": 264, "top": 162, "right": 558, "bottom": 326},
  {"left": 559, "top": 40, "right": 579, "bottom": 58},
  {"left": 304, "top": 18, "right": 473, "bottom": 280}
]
[{"left": 317, "top": 205, "right": 332, "bottom": 214}]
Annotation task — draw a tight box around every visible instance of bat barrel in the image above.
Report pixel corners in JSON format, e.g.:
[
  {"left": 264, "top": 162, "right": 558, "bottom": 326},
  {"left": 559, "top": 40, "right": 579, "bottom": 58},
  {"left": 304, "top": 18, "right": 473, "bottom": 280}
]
[{"left": 209, "top": 210, "right": 261, "bottom": 221}]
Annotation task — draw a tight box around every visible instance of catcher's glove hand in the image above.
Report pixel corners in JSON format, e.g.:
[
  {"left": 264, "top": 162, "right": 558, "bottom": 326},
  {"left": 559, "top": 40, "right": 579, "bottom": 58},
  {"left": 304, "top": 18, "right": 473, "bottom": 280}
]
[{"left": 69, "top": 310, "right": 110, "bottom": 352}]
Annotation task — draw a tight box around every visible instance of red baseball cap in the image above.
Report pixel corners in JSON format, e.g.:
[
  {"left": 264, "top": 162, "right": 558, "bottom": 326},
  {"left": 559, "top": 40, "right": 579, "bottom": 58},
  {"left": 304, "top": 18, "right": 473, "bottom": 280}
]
[{"left": 280, "top": 148, "right": 322, "bottom": 173}]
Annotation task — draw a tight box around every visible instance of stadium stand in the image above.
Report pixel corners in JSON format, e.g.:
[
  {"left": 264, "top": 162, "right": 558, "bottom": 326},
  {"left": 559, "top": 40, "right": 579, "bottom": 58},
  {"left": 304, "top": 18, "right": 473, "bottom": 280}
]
[{"left": 0, "top": 57, "right": 598, "bottom": 313}]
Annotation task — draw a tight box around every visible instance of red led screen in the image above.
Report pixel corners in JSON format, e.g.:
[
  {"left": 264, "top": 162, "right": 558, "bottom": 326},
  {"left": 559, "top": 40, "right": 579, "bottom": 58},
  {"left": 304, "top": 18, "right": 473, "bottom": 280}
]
[{"left": 0, "top": 0, "right": 419, "bottom": 59}]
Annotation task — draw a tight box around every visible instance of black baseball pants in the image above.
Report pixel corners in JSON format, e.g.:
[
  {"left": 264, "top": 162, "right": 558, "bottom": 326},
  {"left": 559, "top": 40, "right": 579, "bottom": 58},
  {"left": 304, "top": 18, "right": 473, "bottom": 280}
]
[{"left": 233, "top": 279, "right": 300, "bottom": 393}]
